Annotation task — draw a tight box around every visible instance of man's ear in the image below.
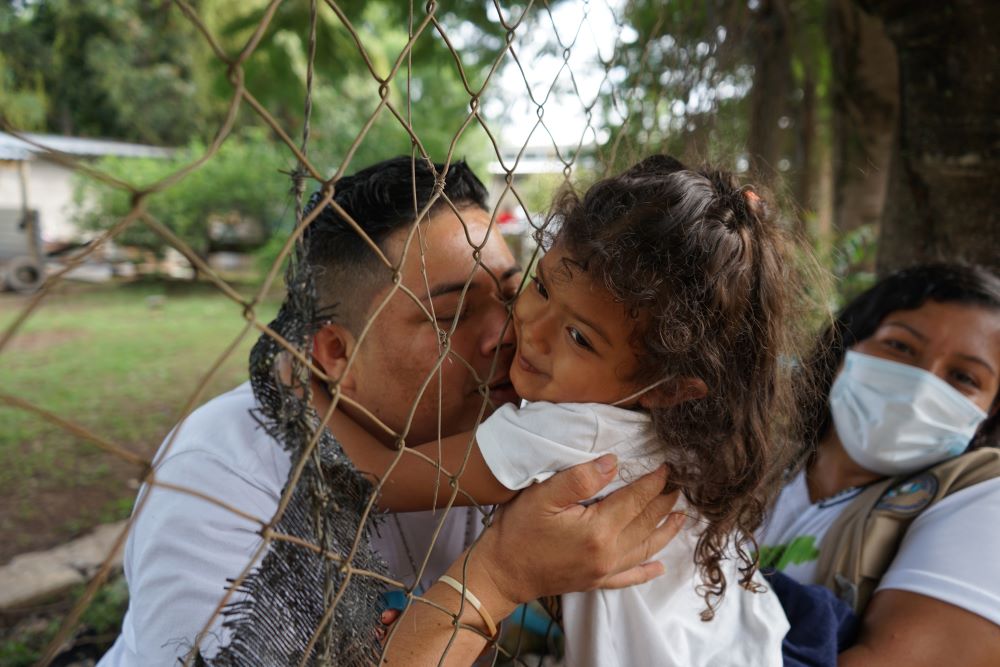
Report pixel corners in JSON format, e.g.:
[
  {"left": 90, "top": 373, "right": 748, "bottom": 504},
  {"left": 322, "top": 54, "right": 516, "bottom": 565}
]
[
  {"left": 638, "top": 377, "right": 708, "bottom": 409},
  {"left": 312, "top": 323, "right": 358, "bottom": 394}
]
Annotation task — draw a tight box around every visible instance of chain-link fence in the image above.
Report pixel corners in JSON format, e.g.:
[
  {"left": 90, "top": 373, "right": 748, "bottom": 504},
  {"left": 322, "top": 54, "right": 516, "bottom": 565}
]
[{"left": 0, "top": 1, "right": 754, "bottom": 665}]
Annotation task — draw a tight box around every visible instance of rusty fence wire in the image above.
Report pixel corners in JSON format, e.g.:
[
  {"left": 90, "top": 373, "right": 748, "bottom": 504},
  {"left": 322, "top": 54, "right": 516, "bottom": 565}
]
[{"left": 0, "top": 0, "right": 671, "bottom": 664}]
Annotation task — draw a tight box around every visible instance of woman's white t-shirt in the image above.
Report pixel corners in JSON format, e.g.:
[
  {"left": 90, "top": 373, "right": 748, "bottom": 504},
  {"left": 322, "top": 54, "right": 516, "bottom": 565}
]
[
  {"left": 477, "top": 401, "right": 789, "bottom": 667},
  {"left": 758, "top": 467, "right": 1000, "bottom": 626}
]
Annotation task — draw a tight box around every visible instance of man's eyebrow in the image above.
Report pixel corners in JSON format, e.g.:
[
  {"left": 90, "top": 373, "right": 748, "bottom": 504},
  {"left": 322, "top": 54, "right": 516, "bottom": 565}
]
[
  {"left": 421, "top": 281, "right": 477, "bottom": 301},
  {"left": 499, "top": 265, "right": 522, "bottom": 282},
  {"left": 420, "top": 266, "right": 521, "bottom": 302}
]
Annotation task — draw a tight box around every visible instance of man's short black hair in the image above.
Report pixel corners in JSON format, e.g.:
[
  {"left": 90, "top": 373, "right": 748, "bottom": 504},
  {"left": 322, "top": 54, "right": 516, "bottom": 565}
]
[{"left": 302, "top": 156, "right": 489, "bottom": 331}]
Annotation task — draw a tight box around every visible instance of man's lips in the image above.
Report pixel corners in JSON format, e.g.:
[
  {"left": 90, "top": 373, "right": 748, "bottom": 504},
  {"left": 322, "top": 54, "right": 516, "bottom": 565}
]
[{"left": 487, "top": 378, "right": 520, "bottom": 405}]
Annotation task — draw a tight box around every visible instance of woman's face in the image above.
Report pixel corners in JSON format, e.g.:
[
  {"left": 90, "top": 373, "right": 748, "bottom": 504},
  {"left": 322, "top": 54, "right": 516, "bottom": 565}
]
[{"left": 851, "top": 300, "right": 1000, "bottom": 413}]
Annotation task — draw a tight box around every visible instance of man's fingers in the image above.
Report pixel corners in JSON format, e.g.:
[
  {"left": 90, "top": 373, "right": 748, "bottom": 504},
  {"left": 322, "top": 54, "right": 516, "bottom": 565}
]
[
  {"left": 620, "top": 489, "right": 679, "bottom": 545},
  {"left": 621, "top": 511, "right": 687, "bottom": 569},
  {"left": 598, "top": 511, "right": 685, "bottom": 590},
  {"left": 590, "top": 465, "right": 668, "bottom": 526},
  {"left": 599, "top": 561, "right": 666, "bottom": 590},
  {"left": 535, "top": 454, "right": 619, "bottom": 509}
]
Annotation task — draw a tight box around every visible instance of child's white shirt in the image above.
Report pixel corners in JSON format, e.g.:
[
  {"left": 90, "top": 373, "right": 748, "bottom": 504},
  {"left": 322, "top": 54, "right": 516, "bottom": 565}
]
[{"left": 477, "top": 401, "right": 789, "bottom": 667}]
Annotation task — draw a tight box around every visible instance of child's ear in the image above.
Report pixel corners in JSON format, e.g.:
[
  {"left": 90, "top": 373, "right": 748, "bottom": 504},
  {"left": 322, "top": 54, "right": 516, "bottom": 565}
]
[
  {"left": 312, "top": 323, "right": 358, "bottom": 395},
  {"left": 638, "top": 377, "right": 707, "bottom": 409}
]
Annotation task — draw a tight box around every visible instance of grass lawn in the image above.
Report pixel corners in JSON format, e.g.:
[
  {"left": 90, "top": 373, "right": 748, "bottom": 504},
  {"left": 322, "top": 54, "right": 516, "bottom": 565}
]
[{"left": 0, "top": 280, "right": 279, "bottom": 563}]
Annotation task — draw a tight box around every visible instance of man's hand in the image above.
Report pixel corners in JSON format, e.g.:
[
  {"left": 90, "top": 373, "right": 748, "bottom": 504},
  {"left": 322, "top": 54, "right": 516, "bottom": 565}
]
[
  {"left": 382, "top": 455, "right": 683, "bottom": 665},
  {"left": 473, "top": 454, "right": 683, "bottom": 609}
]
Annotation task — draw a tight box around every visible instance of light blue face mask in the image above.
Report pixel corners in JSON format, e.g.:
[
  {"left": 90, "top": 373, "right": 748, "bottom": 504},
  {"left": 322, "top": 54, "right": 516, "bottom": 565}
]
[{"left": 829, "top": 351, "right": 989, "bottom": 476}]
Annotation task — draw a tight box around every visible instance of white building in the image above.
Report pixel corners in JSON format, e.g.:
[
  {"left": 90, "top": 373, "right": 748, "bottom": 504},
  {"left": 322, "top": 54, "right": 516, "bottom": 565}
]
[{"left": 0, "top": 132, "right": 173, "bottom": 245}]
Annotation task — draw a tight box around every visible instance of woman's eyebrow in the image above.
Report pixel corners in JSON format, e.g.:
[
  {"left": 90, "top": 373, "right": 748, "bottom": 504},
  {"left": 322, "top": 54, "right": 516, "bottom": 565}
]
[
  {"left": 883, "top": 321, "right": 927, "bottom": 341},
  {"left": 884, "top": 320, "right": 996, "bottom": 376},
  {"left": 958, "top": 353, "right": 997, "bottom": 376}
]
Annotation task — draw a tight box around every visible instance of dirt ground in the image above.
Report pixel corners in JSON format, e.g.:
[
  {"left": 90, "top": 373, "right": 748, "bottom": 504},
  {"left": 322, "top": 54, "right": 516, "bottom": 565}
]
[{"left": 0, "top": 454, "right": 145, "bottom": 565}]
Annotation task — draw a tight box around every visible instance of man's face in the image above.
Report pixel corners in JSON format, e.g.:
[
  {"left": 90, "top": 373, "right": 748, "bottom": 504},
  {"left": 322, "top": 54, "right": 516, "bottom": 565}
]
[{"left": 343, "top": 206, "right": 522, "bottom": 445}]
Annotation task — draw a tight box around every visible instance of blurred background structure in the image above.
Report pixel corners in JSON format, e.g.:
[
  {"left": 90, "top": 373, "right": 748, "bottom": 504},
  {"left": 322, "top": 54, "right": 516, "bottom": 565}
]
[{"left": 0, "top": 0, "right": 996, "bottom": 664}]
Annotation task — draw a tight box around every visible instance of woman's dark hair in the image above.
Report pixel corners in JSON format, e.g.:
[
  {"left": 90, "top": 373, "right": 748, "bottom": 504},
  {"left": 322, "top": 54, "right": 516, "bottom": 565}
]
[
  {"left": 800, "top": 263, "right": 1000, "bottom": 457},
  {"left": 545, "top": 154, "right": 812, "bottom": 619}
]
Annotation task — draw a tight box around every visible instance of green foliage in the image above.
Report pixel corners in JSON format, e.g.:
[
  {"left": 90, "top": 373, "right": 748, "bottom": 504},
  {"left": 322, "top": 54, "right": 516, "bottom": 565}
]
[
  {"left": 0, "top": 577, "right": 130, "bottom": 667},
  {"left": 0, "top": 53, "right": 47, "bottom": 130},
  {"left": 75, "top": 131, "right": 295, "bottom": 256},
  {"left": 828, "top": 223, "right": 878, "bottom": 306},
  {"left": 595, "top": 0, "right": 757, "bottom": 172},
  {"left": 0, "top": 0, "right": 497, "bottom": 167},
  {"left": 0, "top": 0, "right": 214, "bottom": 143},
  {"left": 208, "top": 0, "right": 496, "bottom": 173}
]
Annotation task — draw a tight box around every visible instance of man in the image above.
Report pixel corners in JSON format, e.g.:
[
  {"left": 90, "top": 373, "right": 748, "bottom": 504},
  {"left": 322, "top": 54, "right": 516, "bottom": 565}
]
[{"left": 99, "top": 157, "right": 677, "bottom": 665}]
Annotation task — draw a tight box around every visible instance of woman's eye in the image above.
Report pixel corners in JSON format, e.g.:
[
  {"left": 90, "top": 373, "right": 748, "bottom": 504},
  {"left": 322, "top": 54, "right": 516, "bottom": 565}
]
[
  {"left": 567, "top": 327, "right": 593, "bottom": 350},
  {"left": 532, "top": 275, "right": 549, "bottom": 299},
  {"left": 951, "top": 369, "right": 980, "bottom": 389},
  {"left": 883, "top": 338, "right": 913, "bottom": 355}
]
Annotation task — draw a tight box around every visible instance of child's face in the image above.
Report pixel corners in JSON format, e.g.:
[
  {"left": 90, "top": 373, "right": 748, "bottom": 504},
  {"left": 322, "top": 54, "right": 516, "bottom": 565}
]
[{"left": 510, "top": 245, "right": 645, "bottom": 405}]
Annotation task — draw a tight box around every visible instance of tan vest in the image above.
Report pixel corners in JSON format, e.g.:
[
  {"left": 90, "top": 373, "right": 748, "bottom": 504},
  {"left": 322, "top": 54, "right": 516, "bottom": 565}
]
[{"left": 814, "top": 448, "right": 1000, "bottom": 615}]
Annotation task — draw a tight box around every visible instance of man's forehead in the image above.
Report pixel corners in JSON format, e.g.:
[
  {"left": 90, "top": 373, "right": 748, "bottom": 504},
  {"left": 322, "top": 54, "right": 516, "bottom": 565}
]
[{"left": 387, "top": 207, "right": 519, "bottom": 287}]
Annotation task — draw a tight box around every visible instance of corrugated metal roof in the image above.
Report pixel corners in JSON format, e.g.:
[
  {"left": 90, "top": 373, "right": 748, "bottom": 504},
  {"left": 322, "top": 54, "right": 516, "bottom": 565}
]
[{"left": 0, "top": 132, "right": 175, "bottom": 161}]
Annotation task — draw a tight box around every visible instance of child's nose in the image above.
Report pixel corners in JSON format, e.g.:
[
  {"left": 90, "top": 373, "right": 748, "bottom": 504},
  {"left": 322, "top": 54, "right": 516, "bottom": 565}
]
[{"left": 518, "top": 309, "right": 554, "bottom": 353}]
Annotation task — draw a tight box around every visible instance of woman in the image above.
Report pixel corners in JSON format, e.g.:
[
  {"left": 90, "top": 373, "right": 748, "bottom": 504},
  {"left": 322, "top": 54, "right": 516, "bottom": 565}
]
[{"left": 759, "top": 263, "right": 1000, "bottom": 666}]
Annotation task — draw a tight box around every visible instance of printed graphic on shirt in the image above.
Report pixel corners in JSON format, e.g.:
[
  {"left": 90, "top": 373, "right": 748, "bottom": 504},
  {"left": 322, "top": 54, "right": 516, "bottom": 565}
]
[
  {"left": 757, "top": 535, "right": 820, "bottom": 571},
  {"left": 875, "top": 473, "right": 939, "bottom": 516}
]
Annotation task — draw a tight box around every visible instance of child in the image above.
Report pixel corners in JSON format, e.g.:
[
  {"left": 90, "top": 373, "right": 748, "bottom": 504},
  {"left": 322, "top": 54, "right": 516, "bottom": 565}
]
[{"left": 334, "top": 155, "right": 804, "bottom": 666}]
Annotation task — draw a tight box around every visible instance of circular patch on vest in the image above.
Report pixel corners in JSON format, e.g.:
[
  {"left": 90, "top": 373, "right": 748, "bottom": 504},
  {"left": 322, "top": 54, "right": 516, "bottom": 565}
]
[{"left": 875, "top": 473, "right": 939, "bottom": 515}]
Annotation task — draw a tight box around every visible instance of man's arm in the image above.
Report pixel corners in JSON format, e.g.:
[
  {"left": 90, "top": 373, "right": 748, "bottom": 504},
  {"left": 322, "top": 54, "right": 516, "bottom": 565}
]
[
  {"left": 330, "top": 409, "right": 515, "bottom": 512},
  {"left": 381, "top": 455, "right": 685, "bottom": 665},
  {"left": 107, "top": 451, "right": 276, "bottom": 664}
]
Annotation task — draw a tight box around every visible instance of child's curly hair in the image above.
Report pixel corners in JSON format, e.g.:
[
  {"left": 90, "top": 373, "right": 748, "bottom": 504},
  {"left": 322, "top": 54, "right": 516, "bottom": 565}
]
[{"left": 544, "top": 155, "right": 812, "bottom": 619}]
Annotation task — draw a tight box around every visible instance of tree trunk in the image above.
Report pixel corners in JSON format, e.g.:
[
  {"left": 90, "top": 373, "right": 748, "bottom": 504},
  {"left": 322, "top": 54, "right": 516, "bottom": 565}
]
[
  {"left": 829, "top": 0, "right": 898, "bottom": 234},
  {"left": 747, "top": 0, "right": 793, "bottom": 188},
  {"left": 862, "top": 0, "right": 1000, "bottom": 274},
  {"left": 794, "top": 72, "right": 817, "bottom": 218}
]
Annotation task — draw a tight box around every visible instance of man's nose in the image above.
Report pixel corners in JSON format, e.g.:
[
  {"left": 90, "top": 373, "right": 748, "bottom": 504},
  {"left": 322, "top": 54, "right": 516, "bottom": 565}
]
[{"left": 481, "top": 300, "right": 516, "bottom": 356}]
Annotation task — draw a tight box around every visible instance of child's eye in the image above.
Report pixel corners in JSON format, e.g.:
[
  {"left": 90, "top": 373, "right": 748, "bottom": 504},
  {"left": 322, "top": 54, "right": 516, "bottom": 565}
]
[
  {"left": 567, "top": 327, "right": 593, "bottom": 351},
  {"left": 532, "top": 275, "right": 549, "bottom": 299}
]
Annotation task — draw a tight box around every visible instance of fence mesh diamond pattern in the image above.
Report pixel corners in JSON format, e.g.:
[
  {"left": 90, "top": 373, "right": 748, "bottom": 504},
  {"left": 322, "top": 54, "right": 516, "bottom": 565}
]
[{"left": 1, "top": 1, "right": 663, "bottom": 664}]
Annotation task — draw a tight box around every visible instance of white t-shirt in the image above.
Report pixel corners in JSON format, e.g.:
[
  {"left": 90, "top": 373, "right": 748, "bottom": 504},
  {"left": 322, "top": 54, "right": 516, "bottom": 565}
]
[
  {"left": 758, "top": 468, "right": 1000, "bottom": 625},
  {"left": 478, "top": 402, "right": 789, "bottom": 667},
  {"left": 99, "top": 382, "right": 481, "bottom": 666}
]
